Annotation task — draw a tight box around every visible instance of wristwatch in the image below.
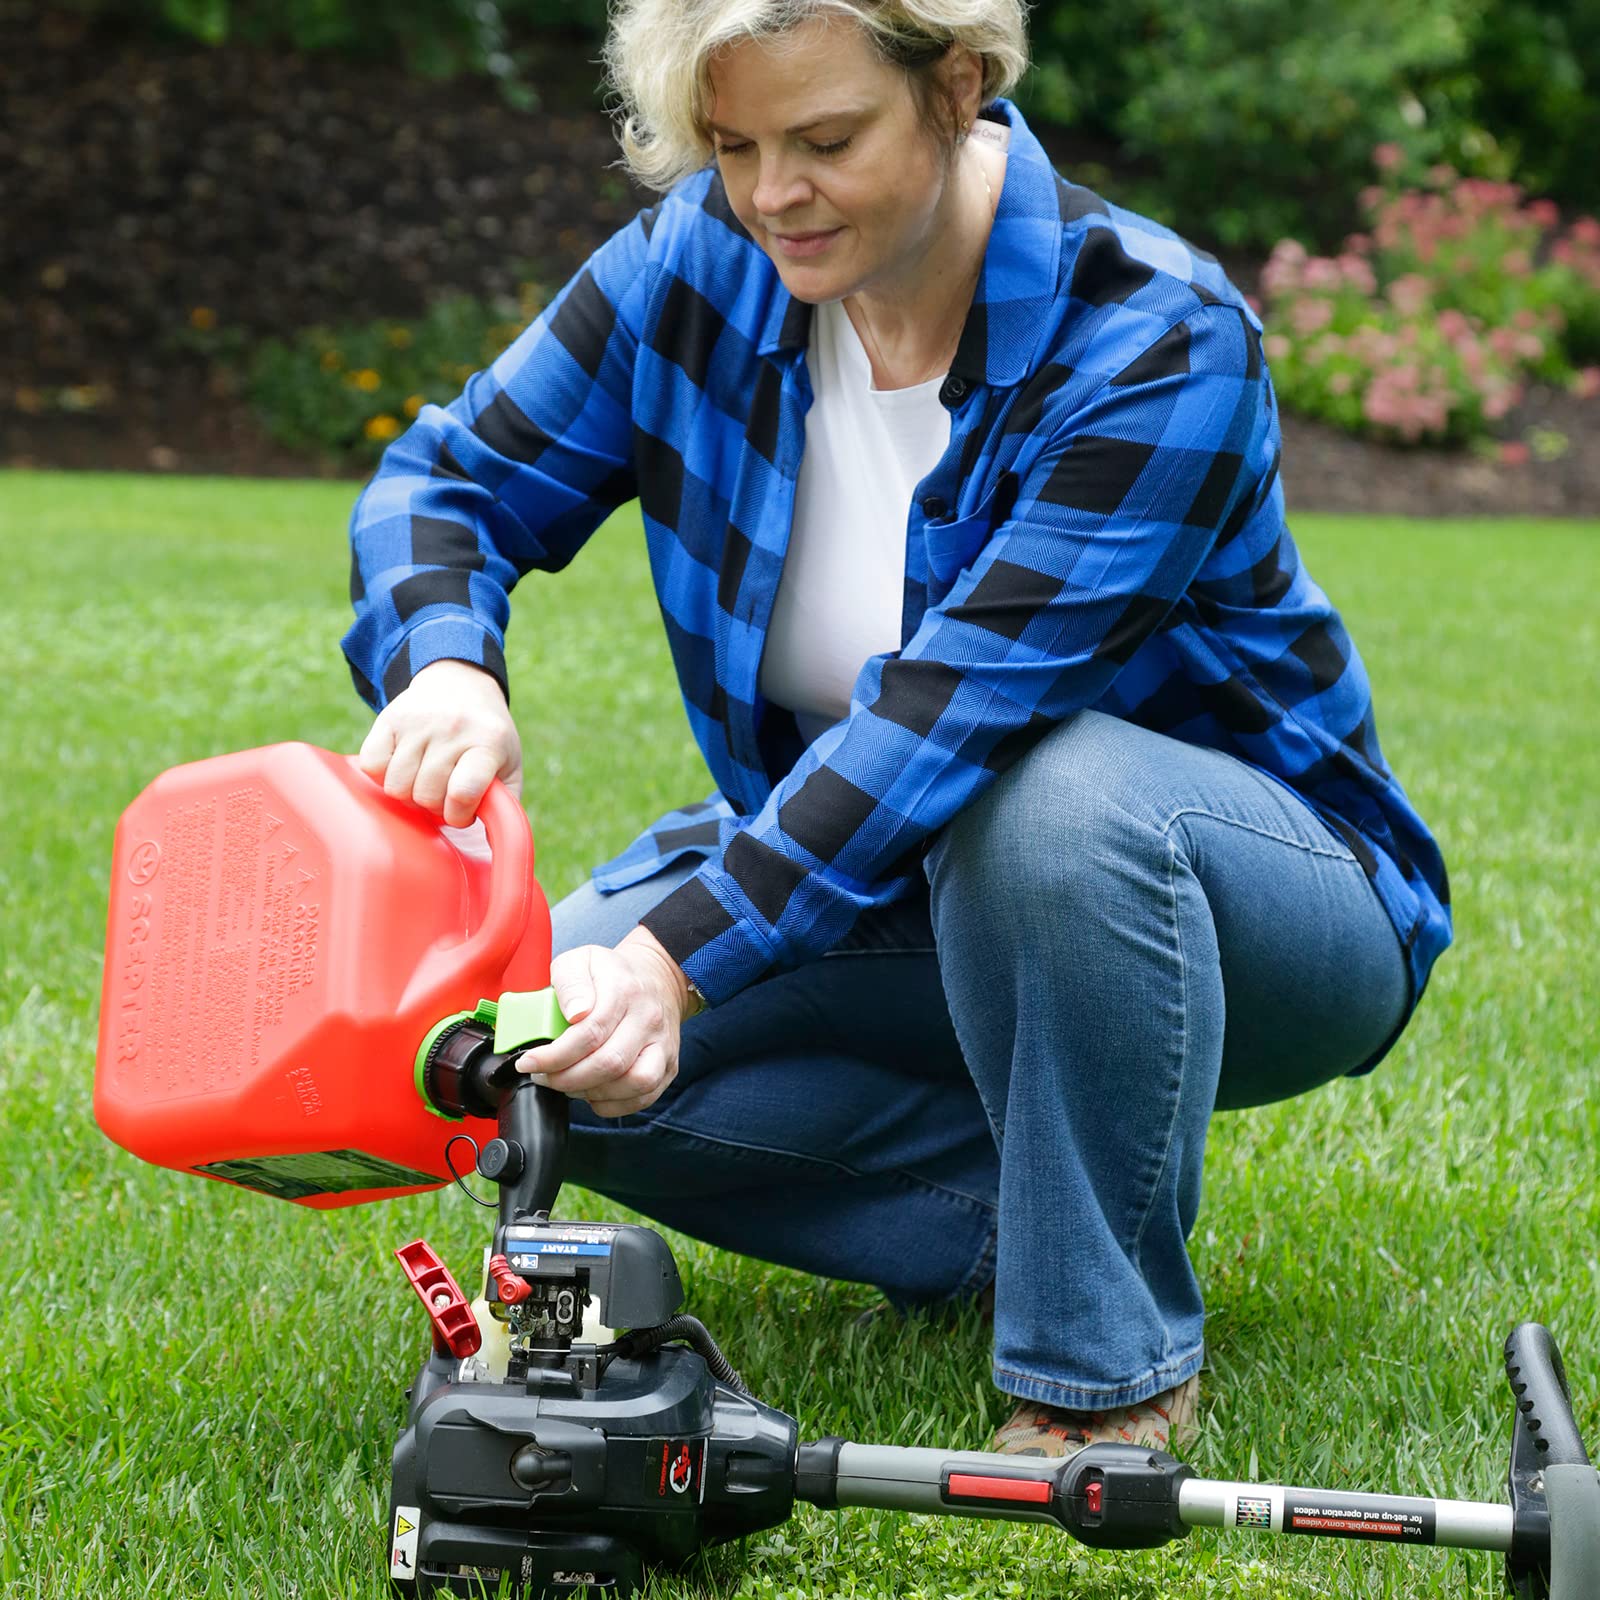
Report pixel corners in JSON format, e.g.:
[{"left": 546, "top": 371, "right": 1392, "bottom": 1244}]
[{"left": 683, "top": 977, "right": 708, "bottom": 1018}]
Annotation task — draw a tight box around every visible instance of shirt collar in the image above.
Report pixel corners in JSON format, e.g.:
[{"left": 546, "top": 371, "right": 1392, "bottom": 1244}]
[{"left": 755, "top": 98, "right": 1062, "bottom": 388}]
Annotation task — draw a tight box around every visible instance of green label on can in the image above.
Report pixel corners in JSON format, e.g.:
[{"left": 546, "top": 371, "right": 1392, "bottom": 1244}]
[{"left": 194, "top": 1149, "right": 441, "bottom": 1200}]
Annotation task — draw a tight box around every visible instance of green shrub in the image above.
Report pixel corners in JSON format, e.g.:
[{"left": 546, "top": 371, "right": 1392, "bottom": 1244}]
[
  {"left": 1467, "top": 0, "right": 1600, "bottom": 215},
  {"left": 1022, "top": 0, "right": 1600, "bottom": 245},
  {"left": 244, "top": 280, "right": 547, "bottom": 461},
  {"left": 1261, "top": 156, "right": 1600, "bottom": 446},
  {"left": 1023, "top": 0, "right": 1485, "bottom": 249}
]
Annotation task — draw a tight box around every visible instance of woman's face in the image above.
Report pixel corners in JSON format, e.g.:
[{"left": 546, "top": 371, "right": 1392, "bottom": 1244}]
[{"left": 705, "top": 18, "right": 962, "bottom": 305}]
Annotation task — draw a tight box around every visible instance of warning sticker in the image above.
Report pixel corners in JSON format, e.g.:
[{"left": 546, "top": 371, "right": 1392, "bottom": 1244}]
[
  {"left": 390, "top": 1504, "right": 421, "bottom": 1579},
  {"left": 194, "top": 1149, "right": 440, "bottom": 1200},
  {"left": 1283, "top": 1493, "right": 1435, "bottom": 1543}
]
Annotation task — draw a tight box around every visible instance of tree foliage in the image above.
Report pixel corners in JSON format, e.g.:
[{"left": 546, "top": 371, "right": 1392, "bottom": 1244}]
[
  {"left": 68, "top": 0, "right": 1600, "bottom": 248},
  {"left": 1465, "top": 0, "right": 1600, "bottom": 215},
  {"left": 1023, "top": 0, "right": 1485, "bottom": 247},
  {"left": 68, "top": 0, "right": 608, "bottom": 99},
  {"left": 1023, "top": 0, "right": 1600, "bottom": 245}
]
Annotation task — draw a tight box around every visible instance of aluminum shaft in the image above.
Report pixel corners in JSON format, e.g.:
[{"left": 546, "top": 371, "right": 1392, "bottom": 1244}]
[{"left": 1178, "top": 1477, "right": 1514, "bottom": 1551}]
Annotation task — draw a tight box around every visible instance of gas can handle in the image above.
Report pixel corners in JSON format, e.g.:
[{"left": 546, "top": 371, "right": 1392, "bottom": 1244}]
[{"left": 400, "top": 777, "right": 533, "bottom": 1017}]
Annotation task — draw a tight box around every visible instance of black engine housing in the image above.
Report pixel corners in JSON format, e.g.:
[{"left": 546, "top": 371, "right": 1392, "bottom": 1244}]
[{"left": 389, "top": 1344, "right": 797, "bottom": 1598}]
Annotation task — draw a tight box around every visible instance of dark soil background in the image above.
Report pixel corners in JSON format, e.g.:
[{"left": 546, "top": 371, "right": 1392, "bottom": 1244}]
[{"left": 5, "top": 4, "right": 1597, "bottom": 516}]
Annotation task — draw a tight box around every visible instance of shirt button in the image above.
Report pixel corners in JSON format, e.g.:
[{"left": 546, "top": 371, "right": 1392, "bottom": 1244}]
[
  {"left": 921, "top": 495, "right": 948, "bottom": 520},
  {"left": 939, "top": 375, "right": 970, "bottom": 406}
]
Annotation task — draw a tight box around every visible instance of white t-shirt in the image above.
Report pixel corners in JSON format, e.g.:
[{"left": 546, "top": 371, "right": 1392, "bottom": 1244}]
[{"left": 758, "top": 297, "right": 953, "bottom": 739}]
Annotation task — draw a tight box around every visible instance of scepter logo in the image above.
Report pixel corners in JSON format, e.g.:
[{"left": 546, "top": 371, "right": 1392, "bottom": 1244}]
[{"left": 128, "top": 839, "right": 162, "bottom": 885}]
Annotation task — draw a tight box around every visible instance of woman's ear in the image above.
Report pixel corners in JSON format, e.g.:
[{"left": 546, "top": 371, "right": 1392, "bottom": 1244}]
[{"left": 944, "top": 45, "right": 985, "bottom": 129}]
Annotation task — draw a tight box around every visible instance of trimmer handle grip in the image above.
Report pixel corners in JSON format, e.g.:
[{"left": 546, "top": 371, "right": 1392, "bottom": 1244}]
[
  {"left": 1504, "top": 1322, "right": 1600, "bottom": 1600},
  {"left": 1506, "top": 1323, "right": 1591, "bottom": 1468}
]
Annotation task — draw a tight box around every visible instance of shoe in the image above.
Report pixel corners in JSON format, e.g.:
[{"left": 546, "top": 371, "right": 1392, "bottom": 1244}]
[{"left": 990, "top": 1373, "right": 1200, "bottom": 1459}]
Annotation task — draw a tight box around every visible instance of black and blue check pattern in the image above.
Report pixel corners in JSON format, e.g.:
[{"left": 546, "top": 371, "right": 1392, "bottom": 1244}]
[{"left": 345, "top": 100, "right": 1450, "bottom": 1026}]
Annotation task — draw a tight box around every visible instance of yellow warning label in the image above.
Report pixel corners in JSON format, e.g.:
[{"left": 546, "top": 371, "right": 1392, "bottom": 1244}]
[{"left": 391, "top": 1502, "right": 422, "bottom": 1580}]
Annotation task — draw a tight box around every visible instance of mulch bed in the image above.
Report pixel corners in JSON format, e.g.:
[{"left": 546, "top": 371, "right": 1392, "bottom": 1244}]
[{"left": 5, "top": 5, "right": 1597, "bottom": 517}]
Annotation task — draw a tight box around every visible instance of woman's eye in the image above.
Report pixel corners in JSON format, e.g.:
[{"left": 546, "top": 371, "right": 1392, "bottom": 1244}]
[{"left": 713, "top": 134, "right": 851, "bottom": 158}]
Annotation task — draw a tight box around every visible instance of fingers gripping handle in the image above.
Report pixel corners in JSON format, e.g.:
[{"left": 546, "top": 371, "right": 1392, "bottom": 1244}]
[{"left": 401, "top": 778, "right": 533, "bottom": 1017}]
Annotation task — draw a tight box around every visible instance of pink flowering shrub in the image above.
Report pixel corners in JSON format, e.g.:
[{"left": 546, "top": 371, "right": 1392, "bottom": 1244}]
[{"left": 1260, "top": 152, "right": 1600, "bottom": 446}]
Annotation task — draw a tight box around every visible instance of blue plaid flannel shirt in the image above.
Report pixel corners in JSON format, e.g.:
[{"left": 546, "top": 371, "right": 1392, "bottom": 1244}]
[{"left": 345, "top": 99, "right": 1451, "bottom": 1035}]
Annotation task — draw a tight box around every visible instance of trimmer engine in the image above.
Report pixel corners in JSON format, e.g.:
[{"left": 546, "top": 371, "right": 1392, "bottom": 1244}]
[
  {"left": 389, "top": 1007, "right": 796, "bottom": 1597},
  {"left": 388, "top": 1275, "right": 798, "bottom": 1594}
]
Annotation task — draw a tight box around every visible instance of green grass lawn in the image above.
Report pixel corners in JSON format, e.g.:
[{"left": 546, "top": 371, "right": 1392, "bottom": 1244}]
[{"left": 1, "top": 471, "right": 1596, "bottom": 1598}]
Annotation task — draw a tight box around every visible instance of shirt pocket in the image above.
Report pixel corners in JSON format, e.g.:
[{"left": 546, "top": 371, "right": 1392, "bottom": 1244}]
[
  {"left": 922, "top": 476, "right": 1013, "bottom": 593},
  {"left": 925, "top": 512, "right": 994, "bottom": 597}
]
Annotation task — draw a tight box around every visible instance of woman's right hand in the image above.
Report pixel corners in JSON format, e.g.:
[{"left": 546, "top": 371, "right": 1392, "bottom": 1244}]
[{"left": 357, "top": 658, "right": 523, "bottom": 827}]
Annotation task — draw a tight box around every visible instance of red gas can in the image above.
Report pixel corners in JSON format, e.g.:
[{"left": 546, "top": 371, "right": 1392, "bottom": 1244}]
[{"left": 95, "top": 742, "right": 550, "bottom": 1208}]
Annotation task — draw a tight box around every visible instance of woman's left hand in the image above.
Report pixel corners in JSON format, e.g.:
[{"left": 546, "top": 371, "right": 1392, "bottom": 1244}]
[{"left": 517, "top": 927, "right": 695, "bottom": 1118}]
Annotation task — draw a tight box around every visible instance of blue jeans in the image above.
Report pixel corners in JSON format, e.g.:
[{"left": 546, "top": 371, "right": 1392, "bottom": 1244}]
[{"left": 553, "top": 710, "right": 1409, "bottom": 1409}]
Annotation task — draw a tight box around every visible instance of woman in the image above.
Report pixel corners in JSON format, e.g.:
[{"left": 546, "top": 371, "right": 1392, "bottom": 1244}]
[{"left": 345, "top": 0, "right": 1450, "bottom": 1459}]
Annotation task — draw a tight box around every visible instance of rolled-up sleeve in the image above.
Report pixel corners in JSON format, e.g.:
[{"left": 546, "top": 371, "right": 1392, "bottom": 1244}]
[{"left": 342, "top": 207, "right": 656, "bottom": 708}]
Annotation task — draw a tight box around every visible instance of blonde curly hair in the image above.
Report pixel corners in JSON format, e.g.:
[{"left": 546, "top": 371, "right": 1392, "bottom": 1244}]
[{"left": 603, "top": 0, "right": 1030, "bottom": 192}]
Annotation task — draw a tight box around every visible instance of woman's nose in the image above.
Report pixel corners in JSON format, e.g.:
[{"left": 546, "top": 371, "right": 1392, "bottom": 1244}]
[{"left": 751, "top": 153, "right": 812, "bottom": 218}]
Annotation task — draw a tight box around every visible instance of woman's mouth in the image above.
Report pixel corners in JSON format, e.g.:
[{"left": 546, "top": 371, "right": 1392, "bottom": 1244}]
[{"left": 770, "top": 228, "right": 842, "bottom": 259}]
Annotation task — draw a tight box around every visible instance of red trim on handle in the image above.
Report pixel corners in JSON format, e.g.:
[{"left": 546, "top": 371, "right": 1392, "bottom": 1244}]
[{"left": 948, "top": 1472, "right": 1052, "bottom": 1505}]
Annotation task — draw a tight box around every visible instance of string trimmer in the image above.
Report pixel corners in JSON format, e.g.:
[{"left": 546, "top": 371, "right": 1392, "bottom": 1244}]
[{"left": 389, "top": 994, "right": 1600, "bottom": 1598}]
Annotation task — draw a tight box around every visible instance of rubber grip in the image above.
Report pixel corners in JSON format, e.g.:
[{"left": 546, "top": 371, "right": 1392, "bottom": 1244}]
[
  {"left": 1546, "top": 1464, "right": 1600, "bottom": 1600},
  {"left": 1505, "top": 1323, "right": 1592, "bottom": 1468},
  {"left": 1504, "top": 1318, "right": 1593, "bottom": 1465}
]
